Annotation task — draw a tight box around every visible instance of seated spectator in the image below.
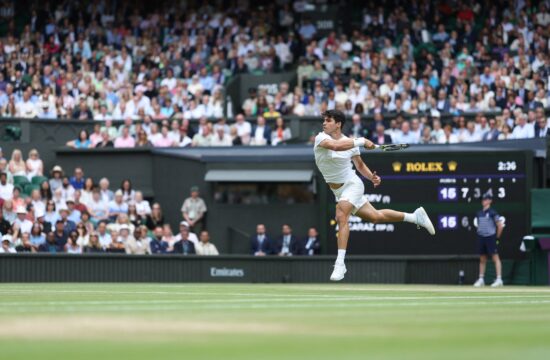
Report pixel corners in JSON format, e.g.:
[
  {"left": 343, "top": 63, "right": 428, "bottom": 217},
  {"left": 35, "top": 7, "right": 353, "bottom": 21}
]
[
  {"left": 146, "top": 202, "right": 164, "bottom": 231},
  {"left": 114, "top": 126, "right": 136, "bottom": 148},
  {"left": 0, "top": 208, "right": 10, "bottom": 235},
  {"left": 271, "top": 117, "right": 292, "bottom": 146},
  {"left": 84, "top": 233, "right": 105, "bottom": 253},
  {"left": 0, "top": 234, "right": 16, "bottom": 253},
  {"left": 211, "top": 126, "right": 233, "bottom": 146},
  {"left": 8, "top": 149, "right": 26, "bottom": 177},
  {"left": 273, "top": 224, "right": 300, "bottom": 256},
  {"left": 302, "top": 227, "right": 321, "bottom": 256},
  {"left": 0, "top": 172, "right": 14, "bottom": 200},
  {"left": 69, "top": 167, "right": 85, "bottom": 190},
  {"left": 106, "top": 230, "right": 125, "bottom": 253},
  {"left": 89, "top": 124, "right": 103, "bottom": 147},
  {"left": 250, "top": 224, "right": 273, "bottom": 256},
  {"left": 134, "top": 191, "right": 151, "bottom": 217},
  {"left": 49, "top": 165, "right": 64, "bottom": 193},
  {"left": 75, "top": 223, "right": 89, "bottom": 248},
  {"left": 153, "top": 125, "right": 176, "bottom": 147},
  {"left": 66, "top": 130, "right": 92, "bottom": 149},
  {"left": 96, "top": 221, "right": 112, "bottom": 249},
  {"left": 149, "top": 226, "right": 169, "bottom": 254},
  {"left": 65, "top": 231, "right": 83, "bottom": 254},
  {"left": 192, "top": 126, "right": 213, "bottom": 147},
  {"left": 2, "top": 199, "right": 16, "bottom": 224},
  {"left": 251, "top": 116, "right": 271, "bottom": 146},
  {"left": 127, "top": 203, "right": 145, "bottom": 229},
  {"left": 44, "top": 201, "right": 59, "bottom": 229},
  {"left": 174, "top": 221, "right": 199, "bottom": 247},
  {"left": 15, "top": 233, "right": 35, "bottom": 253},
  {"left": 13, "top": 206, "right": 32, "bottom": 234},
  {"left": 511, "top": 114, "right": 535, "bottom": 139},
  {"left": 438, "top": 124, "right": 459, "bottom": 144},
  {"left": 39, "top": 231, "right": 63, "bottom": 253},
  {"left": 26, "top": 149, "right": 43, "bottom": 178},
  {"left": 370, "top": 123, "right": 392, "bottom": 145},
  {"left": 171, "top": 226, "right": 196, "bottom": 255},
  {"left": 108, "top": 190, "right": 128, "bottom": 221},
  {"left": 95, "top": 131, "right": 114, "bottom": 148},
  {"left": 65, "top": 197, "right": 82, "bottom": 224},
  {"left": 195, "top": 231, "right": 219, "bottom": 256},
  {"left": 126, "top": 227, "right": 150, "bottom": 255},
  {"left": 135, "top": 130, "right": 152, "bottom": 148},
  {"left": 234, "top": 114, "right": 252, "bottom": 144}
]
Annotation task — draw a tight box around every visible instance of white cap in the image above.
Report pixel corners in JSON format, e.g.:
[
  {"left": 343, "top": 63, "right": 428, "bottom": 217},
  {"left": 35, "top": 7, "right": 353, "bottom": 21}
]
[
  {"left": 58, "top": 204, "right": 69, "bottom": 213},
  {"left": 119, "top": 224, "right": 130, "bottom": 231},
  {"left": 179, "top": 221, "right": 190, "bottom": 227},
  {"left": 16, "top": 206, "right": 27, "bottom": 214},
  {"left": 2, "top": 234, "right": 12, "bottom": 243},
  {"left": 66, "top": 197, "right": 75, "bottom": 203},
  {"left": 35, "top": 208, "right": 45, "bottom": 218}
]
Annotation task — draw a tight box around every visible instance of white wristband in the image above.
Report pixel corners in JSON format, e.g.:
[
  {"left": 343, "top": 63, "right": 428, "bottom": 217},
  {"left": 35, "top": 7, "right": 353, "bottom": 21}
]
[{"left": 353, "top": 138, "right": 366, "bottom": 147}]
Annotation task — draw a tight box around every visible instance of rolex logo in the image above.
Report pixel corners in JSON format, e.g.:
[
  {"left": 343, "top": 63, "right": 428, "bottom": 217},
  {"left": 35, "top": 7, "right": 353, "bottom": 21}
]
[
  {"left": 392, "top": 162, "right": 402, "bottom": 172},
  {"left": 447, "top": 161, "right": 458, "bottom": 171}
]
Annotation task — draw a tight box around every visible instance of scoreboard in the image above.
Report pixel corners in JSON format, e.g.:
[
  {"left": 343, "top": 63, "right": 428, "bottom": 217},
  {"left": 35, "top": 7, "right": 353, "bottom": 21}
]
[{"left": 326, "top": 150, "right": 532, "bottom": 258}]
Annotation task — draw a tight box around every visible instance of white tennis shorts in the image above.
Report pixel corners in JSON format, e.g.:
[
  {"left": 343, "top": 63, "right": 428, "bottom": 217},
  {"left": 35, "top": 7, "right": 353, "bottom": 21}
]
[{"left": 331, "top": 175, "right": 368, "bottom": 214}]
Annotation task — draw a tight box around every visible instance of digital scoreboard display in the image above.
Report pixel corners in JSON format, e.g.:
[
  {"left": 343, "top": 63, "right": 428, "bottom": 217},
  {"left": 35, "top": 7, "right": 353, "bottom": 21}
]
[{"left": 327, "top": 151, "right": 532, "bottom": 258}]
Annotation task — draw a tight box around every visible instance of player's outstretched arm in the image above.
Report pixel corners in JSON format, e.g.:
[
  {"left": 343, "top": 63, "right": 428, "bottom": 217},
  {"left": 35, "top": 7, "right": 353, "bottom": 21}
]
[
  {"left": 318, "top": 137, "right": 375, "bottom": 151},
  {"left": 352, "top": 155, "right": 381, "bottom": 187}
]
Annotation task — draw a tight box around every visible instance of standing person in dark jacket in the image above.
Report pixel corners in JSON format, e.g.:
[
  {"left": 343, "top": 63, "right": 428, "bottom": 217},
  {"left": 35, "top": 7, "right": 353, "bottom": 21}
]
[{"left": 473, "top": 194, "right": 504, "bottom": 287}]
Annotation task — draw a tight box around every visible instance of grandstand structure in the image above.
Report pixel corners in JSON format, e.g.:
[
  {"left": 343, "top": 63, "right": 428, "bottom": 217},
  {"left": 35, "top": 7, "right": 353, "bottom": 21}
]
[{"left": 0, "top": 0, "right": 549, "bottom": 284}]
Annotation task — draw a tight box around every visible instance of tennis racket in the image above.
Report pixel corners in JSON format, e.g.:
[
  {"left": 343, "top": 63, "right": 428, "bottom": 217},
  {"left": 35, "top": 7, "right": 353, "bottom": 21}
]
[{"left": 374, "top": 143, "right": 410, "bottom": 151}]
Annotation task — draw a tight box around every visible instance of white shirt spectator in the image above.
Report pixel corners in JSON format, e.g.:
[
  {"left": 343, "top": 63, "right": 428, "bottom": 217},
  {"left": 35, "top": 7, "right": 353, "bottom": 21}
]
[
  {"left": 135, "top": 199, "right": 151, "bottom": 216},
  {"left": 0, "top": 182, "right": 14, "bottom": 200},
  {"left": 511, "top": 123, "right": 535, "bottom": 139},
  {"left": 461, "top": 130, "right": 482, "bottom": 143}
]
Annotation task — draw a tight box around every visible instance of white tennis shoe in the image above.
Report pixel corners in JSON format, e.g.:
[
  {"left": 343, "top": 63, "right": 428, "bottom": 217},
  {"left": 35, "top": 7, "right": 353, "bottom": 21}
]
[
  {"left": 473, "top": 278, "right": 485, "bottom": 287},
  {"left": 491, "top": 279, "right": 503, "bottom": 287},
  {"left": 415, "top": 207, "right": 435, "bottom": 235},
  {"left": 330, "top": 264, "right": 347, "bottom": 281}
]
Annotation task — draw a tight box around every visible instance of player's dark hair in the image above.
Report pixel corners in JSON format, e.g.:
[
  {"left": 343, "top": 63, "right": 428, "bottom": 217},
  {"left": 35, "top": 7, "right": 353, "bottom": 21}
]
[{"left": 322, "top": 110, "right": 346, "bottom": 127}]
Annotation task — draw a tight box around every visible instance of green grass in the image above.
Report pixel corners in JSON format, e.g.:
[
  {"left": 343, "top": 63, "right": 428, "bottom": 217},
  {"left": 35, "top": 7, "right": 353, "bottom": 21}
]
[{"left": 1, "top": 284, "right": 550, "bottom": 359}]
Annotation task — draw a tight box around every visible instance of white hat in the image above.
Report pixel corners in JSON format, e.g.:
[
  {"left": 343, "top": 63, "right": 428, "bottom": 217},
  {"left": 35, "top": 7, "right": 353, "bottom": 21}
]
[
  {"left": 179, "top": 221, "right": 190, "bottom": 227},
  {"left": 52, "top": 165, "right": 63, "bottom": 173},
  {"left": 2, "top": 234, "right": 12, "bottom": 243},
  {"left": 115, "top": 190, "right": 123, "bottom": 196},
  {"left": 66, "top": 197, "right": 75, "bottom": 203},
  {"left": 16, "top": 206, "right": 27, "bottom": 214},
  {"left": 119, "top": 224, "right": 130, "bottom": 231},
  {"left": 58, "top": 204, "right": 69, "bottom": 213}
]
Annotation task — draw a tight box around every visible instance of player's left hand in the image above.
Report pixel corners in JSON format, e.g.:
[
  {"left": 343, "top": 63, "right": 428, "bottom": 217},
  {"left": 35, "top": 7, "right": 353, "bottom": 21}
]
[{"left": 371, "top": 171, "right": 381, "bottom": 187}]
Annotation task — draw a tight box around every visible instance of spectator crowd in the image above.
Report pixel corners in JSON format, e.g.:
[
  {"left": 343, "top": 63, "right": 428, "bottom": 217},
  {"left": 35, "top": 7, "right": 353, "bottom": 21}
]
[{"left": 0, "top": 147, "right": 321, "bottom": 256}]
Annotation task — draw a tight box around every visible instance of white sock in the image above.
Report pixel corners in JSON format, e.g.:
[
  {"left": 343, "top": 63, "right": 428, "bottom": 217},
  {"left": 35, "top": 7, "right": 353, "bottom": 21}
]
[
  {"left": 479, "top": 275, "right": 484, "bottom": 279},
  {"left": 403, "top": 212, "right": 416, "bottom": 224},
  {"left": 497, "top": 276, "right": 502, "bottom": 280},
  {"left": 336, "top": 249, "right": 346, "bottom": 265}
]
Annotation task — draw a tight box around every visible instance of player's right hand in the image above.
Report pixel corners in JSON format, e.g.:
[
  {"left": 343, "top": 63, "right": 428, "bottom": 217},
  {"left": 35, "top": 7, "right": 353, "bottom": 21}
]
[{"left": 364, "top": 139, "right": 375, "bottom": 150}]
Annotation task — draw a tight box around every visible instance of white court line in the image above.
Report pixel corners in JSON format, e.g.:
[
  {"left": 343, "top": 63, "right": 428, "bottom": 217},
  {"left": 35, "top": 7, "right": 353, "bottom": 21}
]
[
  {"left": 0, "top": 299, "right": 549, "bottom": 314},
  {"left": 2, "top": 288, "right": 550, "bottom": 298},
  {"left": 2, "top": 294, "right": 550, "bottom": 307}
]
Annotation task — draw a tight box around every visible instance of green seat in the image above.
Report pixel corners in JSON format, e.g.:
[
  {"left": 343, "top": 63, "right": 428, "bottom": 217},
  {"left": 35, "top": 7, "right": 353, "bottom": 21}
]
[
  {"left": 13, "top": 176, "right": 29, "bottom": 187},
  {"left": 31, "top": 176, "right": 48, "bottom": 186},
  {"left": 24, "top": 183, "right": 40, "bottom": 196}
]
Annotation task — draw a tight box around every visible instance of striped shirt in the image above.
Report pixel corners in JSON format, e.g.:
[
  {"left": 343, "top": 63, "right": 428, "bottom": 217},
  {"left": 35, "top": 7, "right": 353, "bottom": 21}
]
[{"left": 476, "top": 208, "right": 500, "bottom": 237}]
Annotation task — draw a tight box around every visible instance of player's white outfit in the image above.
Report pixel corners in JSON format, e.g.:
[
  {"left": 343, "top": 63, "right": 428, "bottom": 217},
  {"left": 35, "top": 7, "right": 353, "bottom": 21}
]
[{"left": 314, "top": 132, "right": 367, "bottom": 213}]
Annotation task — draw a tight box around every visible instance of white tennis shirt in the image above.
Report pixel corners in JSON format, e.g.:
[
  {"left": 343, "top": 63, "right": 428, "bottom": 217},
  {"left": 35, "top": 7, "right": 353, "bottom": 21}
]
[{"left": 314, "top": 132, "right": 360, "bottom": 183}]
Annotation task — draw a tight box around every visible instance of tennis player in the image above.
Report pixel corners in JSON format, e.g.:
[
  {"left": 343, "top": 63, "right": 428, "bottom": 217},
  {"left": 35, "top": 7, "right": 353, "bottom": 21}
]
[{"left": 314, "top": 110, "right": 435, "bottom": 281}]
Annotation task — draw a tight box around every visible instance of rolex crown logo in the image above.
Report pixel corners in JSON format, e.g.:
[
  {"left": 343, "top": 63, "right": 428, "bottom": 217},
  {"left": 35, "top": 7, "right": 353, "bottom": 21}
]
[
  {"left": 447, "top": 161, "right": 458, "bottom": 171},
  {"left": 392, "top": 161, "right": 402, "bottom": 172}
]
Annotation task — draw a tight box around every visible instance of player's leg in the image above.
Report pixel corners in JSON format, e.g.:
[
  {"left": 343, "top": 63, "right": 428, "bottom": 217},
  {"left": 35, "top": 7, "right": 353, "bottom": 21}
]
[
  {"left": 490, "top": 253, "right": 503, "bottom": 287},
  {"left": 330, "top": 200, "right": 353, "bottom": 281},
  {"left": 474, "top": 255, "right": 487, "bottom": 287},
  {"left": 354, "top": 201, "right": 435, "bottom": 235}
]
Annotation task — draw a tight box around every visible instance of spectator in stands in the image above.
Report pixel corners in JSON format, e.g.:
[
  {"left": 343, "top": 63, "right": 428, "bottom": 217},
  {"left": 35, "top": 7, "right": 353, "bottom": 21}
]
[
  {"left": 16, "top": 232, "right": 35, "bottom": 253},
  {"left": 14, "top": 206, "right": 32, "bottom": 234},
  {"left": 251, "top": 116, "right": 271, "bottom": 146},
  {"left": 52, "top": 220, "right": 69, "bottom": 248},
  {"left": 96, "top": 221, "right": 112, "bottom": 250},
  {"left": 134, "top": 191, "right": 151, "bottom": 217},
  {"left": 149, "top": 226, "right": 169, "bottom": 254},
  {"left": 108, "top": 190, "right": 128, "bottom": 221},
  {"left": 8, "top": 149, "right": 26, "bottom": 177},
  {"left": 99, "top": 178, "right": 114, "bottom": 203},
  {"left": 119, "top": 180, "right": 135, "bottom": 204},
  {"left": 192, "top": 126, "right": 213, "bottom": 147},
  {"left": 49, "top": 165, "right": 64, "bottom": 193},
  {"left": 126, "top": 227, "right": 150, "bottom": 255},
  {"left": 69, "top": 167, "right": 85, "bottom": 190},
  {"left": 146, "top": 203, "right": 165, "bottom": 231},
  {"left": 0, "top": 172, "right": 13, "bottom": 200},
  {"left": 0, "top": 208, "right": 10, "bottom": 235},
  {"left": 273, "top": 224, "right": 300, "bottom": 256},
  {"left": 347, "top": 114, "right": 369, "bottom": 139},
  {"left": 29, "top": 222, "right": 46, "bottom": 250},
  {"left": 0, "top": 235, "right": 16, "bottom": 253},
  {"left": 40, "top": 180, "right": 52, "bottom": 202},
  {"left": 535, "top": 116, "right": 549, "bottom": 138},
  {"left": 195, "top": 231, "right": 219, "bottom": 256},
  {"left": 511, "top": 114, "right": 535, "bottom": 139},
  {"left": 88, "top": 189, "right": 109, "bottom": 224},
  {"left": 66, "top": 130, "right": 92, "bottom": 149},
  {"left": 26, "top": 149, "right": 43, "bottom": 179},
  {"left": 65, "top": 198, "right": 81, "bottom": 224},
  {"left": 181, "top": 186, "right": 207, "bottom": 233},
  {"left": 84, "top": 233, "right": 105, "bottom": 253},
  {"left": 174, "top": 221, "right": 199, "bottom": 248},
  {"left": 250, "top": 224, "right": 275, "bottom": 256},
  {"left": 75, "top": 223, "right": 89, "bottom": 248},
  {"left": 135, "top": 130, "right": 152, "bottom": 148},
  {"left": 44, "top": 201, "right": 59, "bottom": 229},
  {"left": 114, "top": 126, "right": 136, "bottom": 148},
  {"left": 370, "top": 123, "right": 392, "bottom": 145},
  {"left": 1, "top": 199, "right": 15, "bottom": 224},
  {"left": 211, "top": 126, "right": 233, "bottom": 146},
  {"left": 302, "top": 227, "right": 321, "bottom": 256},
  {"left": 271, "top": 117, "right": 292, "bottom": 146},
  {"left": 234, "top": 114, "right": 252, "bottom": 145},
  {"left": 171, "top": 226, "right": 196, "bottom": 255}
]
